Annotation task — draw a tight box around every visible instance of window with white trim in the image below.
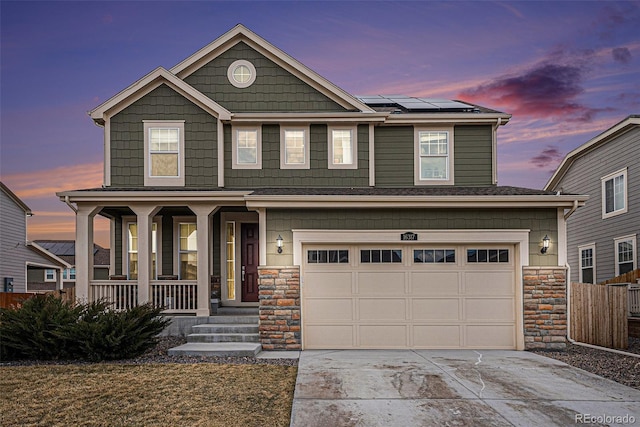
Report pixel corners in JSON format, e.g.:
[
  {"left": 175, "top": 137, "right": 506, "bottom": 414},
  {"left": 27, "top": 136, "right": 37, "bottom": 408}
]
[
  {"left": 415, "top": 127, "right": 454, "bottom": 185},
  {"left": 578, "top": 244, "right": 595, "bottom": 284},
  {"left": 227, "top": 60, "right": 257, "bottom": 88},
  {"left": 280, "top": 126, "right": 310, "bottom": 169},
  {"left": 601, "top": 168, "right": 627, "bottom": 218},
  {"left": 328, "top": 126, "right": 357, "bottom": 169},
  {"left": 232, "top": 127, "right": 261, "bottom": 169},
  {"left": 179, "top": 223, "right": 198, "bottom": 280},
  {"left": 45, "top": 269, "right": 56, "bottom": 282},
  {"left": 127, "top": 222, "right": 158, "bottom": 280},
  {"left": 143, "top": 121, "right": 185, "bottom": 186},
  {"left": 62, "top": 268, "right": 76, "bottom": 281},
  {"left": 614, "top": 235, "right": 636, "bottom": 276}
]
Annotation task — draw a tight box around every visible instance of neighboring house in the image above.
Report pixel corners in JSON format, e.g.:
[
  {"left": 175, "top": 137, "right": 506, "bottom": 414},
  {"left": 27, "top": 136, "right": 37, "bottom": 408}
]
[
  {"left": 1, "top": 182, "right": 69, "bottom": 293},
  {"left": 545, "top": 115, "right": 639, "bottom": 284},
  {"left": 28, "top": 240, "right": 110, "bottom": 291},
  {"left": 58, "top": 25, "right": 587, "bottom": 351}
]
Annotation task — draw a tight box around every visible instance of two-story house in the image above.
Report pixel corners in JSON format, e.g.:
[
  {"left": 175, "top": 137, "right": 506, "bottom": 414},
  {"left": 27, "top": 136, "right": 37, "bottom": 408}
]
[
  {"left": 58, "top": 25, "right": 587, "bottom": 351},
  {"left": 545, "top": 115, "right": 639, "bottom": 284},
  {"left": 1, "top": 182, "right": 69, "bottom": 293}
]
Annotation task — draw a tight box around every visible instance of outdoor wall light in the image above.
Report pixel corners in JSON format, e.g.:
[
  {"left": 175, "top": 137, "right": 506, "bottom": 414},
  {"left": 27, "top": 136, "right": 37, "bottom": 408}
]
[
  {"left": 276, "top": 235, "right": 283, "bottom": 254},
  {"left": 541, "top": 235, "right": 550, "bottom": 254}
]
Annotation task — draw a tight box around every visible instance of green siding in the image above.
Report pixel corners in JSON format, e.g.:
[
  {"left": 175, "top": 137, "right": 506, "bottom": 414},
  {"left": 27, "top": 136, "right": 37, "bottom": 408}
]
[
  {"left": 114, "top": 217, "right": 123, "bottom": 275},
  {"left": 266, "top": 208, "right": 558, "bottom": 266},
  {"left": 184, "top": 42, "right": 349, "bottom": 113},
  {"left": 454, "top": 125, "right": 493, "bottom": 186},
  {"left": 110, "top": 84, "right": 217, "bottom": 188},
  {"left": 161, "top": 215, "right": 174, "bottom": 275},
  {"left": 224, "top": 124, "right": 369, "bottom": 188},
  {"left": 374, "top": 126, "right": 414, "bottom": 187}
]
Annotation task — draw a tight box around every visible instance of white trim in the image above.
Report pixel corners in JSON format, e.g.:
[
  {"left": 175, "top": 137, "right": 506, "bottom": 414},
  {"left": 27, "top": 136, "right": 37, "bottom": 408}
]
[
  {"left": 227, "top": 59, "right": 257, "bottom": 88},
  {"left": 232, "top": 112, "right": 387, "bottom": 123},
  {"left": 173, "top": 216, "right": 197, "bottom": 279},
  {"left": 601, "top": 167, "right": 628, "bottom": 219},
  {"left": 217, "top": 119, "right": 225, "bottom": 187},
  {"left": 143, "top": 121, "right": 185, "bottom": 187},
  {"left": 280, "top": 125, "right": 310, "bottom": 169},
  {"left": 104, "top": 120, "right": 111, "bottom": 186},
  {"left": 327, "top": 125, "right": 357, "bottom": 169},
  {"left": 368, "top": 124, "right": 375, "bottom": 186},
  {"left": 44, "top": 269, "right": 56, "bottom": 282},
  {"left": 614, "top": 234, "right": 637, "bottom": 276},
  {"left": 414, "top": 126, "right": 455, "bottom": 186},
  {"left": 578, "top": 243, "right": 596, "bottom": 284},
  {"left": 385, "top": 113, "right": 511, "bottom": 125},
  {"left": 557, "top": 208, "right": 567, "bottom": 266},
  {"left": 232, "top": 126, "right": 262, "bottom": 169}
]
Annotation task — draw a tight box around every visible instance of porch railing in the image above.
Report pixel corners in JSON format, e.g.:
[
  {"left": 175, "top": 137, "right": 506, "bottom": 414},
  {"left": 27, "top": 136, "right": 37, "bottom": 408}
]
[
  {"left": 90, "top": 280, "right": 138, "bottom": 310},
  {"left": 151, "top": 280, "right": 198, "bottom": 314},
  {"left": 629, "top": 285, "right": 640, "bottom": 317}
]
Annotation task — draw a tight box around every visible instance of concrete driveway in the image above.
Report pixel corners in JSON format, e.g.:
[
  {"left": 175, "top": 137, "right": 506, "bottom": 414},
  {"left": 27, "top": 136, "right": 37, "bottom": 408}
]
[{"left": 290, "top": 350, "right": 640, "bottom": 427}]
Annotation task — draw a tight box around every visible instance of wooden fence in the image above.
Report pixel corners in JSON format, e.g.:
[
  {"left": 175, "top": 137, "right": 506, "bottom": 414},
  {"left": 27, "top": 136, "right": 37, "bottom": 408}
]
[
  {"left": 570, "top": 282, "right": 628, "bottom": 349},
  {"left": 0, "top": 288, "right": 76, "bottom": 309},
  {"left": 600, "top": 268, "right": 640, "bottom": 285}
]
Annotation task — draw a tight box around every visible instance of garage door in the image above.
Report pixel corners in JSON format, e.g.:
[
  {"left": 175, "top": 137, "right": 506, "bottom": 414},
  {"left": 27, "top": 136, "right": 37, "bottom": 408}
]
[{"left": 302, "top": 244, "right": 517, "bottom": 349}]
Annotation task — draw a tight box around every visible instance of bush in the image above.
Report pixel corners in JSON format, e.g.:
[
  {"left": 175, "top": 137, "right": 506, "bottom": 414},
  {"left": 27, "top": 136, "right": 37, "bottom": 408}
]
[{"left": 0, "top": 295, "right": 170, "bottom": 362}]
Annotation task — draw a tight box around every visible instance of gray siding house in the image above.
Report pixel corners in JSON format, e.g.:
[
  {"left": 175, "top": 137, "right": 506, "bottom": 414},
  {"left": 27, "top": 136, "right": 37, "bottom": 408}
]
[
  {"left": 545, "top": 115, "right": 639, "bottom": 284},
  {"left": 1, "top": 182, "right": 69, "bottom": 293},
  {"left": 58, "top": 25, "right": 587, "bottom": 351}
]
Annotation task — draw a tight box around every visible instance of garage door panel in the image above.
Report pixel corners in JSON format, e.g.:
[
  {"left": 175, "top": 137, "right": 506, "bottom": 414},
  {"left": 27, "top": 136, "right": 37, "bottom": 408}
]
[
  {"left": 465, "top": 325, "right": 515, "bottom": 348},
  {"left": 465, "top": 298, "right": 515, "bottom": 321},
  {"left": 357, "top": 272, "right": 405, "bottom": 295},
  {"left": 411, "top": 272, "right": 460, "bottom": 296},
  {"left": 305, "top": 325, "right": 354, "bottom": 349},
  {"left": 305, "top": 299, "right": 353, "bottom": 322},
  {"left": 305, "top": 272, "right": 353, "bottom": 297},
  {"left": 359, "top": 298, "right": 406, "bottom": 320},
  {"left": 359, "top": 325, "right": 407, "bottom": 347},
  {"left": 464, "top": 271, "right": 514, "bottom": 296},
  {"left": 414, "top": 325, "right": 461, "bottom": 347},
  {"left": 412, "top": 298, "right": 460, "bottom": 320}
]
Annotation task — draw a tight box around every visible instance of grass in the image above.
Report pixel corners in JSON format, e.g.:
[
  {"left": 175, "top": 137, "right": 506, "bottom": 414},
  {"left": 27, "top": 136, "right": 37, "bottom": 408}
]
[{"left": 0, "top": 363, "right": 298, "bottom": 427}]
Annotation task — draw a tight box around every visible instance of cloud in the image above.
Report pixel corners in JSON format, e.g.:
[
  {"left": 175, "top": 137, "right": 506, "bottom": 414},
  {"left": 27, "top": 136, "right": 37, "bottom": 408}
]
[
  {"left": 530, "top": 146, "right": 563, "bottom": 169},
  {"left": 612, "top": 47, "right": 632, "bottom": 64}
]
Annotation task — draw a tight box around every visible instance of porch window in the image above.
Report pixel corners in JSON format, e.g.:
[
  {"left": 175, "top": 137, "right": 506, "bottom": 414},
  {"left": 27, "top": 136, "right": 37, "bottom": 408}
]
[
  {"left": 280, "top": 126, "right": 310, "bottom": 169},
  {"left": 143, "top": 121, "right": 185, "bottom": 186},
  {"left": 579, "top": 244, "right": 595, "bottom": 284},
  {"left": 614, "top": 235, "right": 636, "bottom": 276},
  {"left": 328, "top": 126, "right": 357, "bottom": 169},
  {"left": 414, "top": 127, "right": 454, "bottom": 185},
  {"left": 232, "top": 127, "right": 261, "bottom": 169},
  {"left": 225, "top": 222, "right": 236, "bottom": 300},
  {"left": 127, "top": 223, "right": 158, "bottom": 280},
  {"left": 179, "top": 223, "right": 198, "bottom": 280},
  {"left": 601, "top": 168, "right": 627, "bottom": 218}
]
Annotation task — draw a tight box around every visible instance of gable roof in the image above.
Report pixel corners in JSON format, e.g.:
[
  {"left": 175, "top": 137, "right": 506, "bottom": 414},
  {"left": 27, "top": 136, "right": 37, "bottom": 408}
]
[
  {"left": 26, "top": 242, "right": 71, "bottom": 269},
  {"left": 35, "top": 240, "right": 111, "bottom": 267},
  {"left": 1, "top": 181, "right": 32, "bottom": 215},
  {"left": 89, "top": 67, "right": 232, "bottom": 124},
  {"left": 170, "top": 24, "right": 375, "bottom": 113},
  {"left": 545, "top": 115, "right": 640, "bottom": 191}
]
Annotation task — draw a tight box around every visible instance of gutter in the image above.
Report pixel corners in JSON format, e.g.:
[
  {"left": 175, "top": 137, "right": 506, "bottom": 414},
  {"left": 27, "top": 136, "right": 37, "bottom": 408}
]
[
  {"left": 64, "top": 195, "right": 77, "bottom": 213},
  {"left": 564, "top": 199, "right": 579, "bottom": 220}
]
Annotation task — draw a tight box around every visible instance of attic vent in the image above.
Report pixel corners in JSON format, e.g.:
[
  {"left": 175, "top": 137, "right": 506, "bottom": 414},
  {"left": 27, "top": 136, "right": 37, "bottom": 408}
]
[{"left": 227, "top": 60, "right": 256, "bottom": 88}]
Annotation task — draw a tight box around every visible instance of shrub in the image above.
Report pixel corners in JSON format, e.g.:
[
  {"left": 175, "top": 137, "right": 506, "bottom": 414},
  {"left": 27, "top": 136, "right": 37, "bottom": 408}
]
[{"left": 0, "top": 296, "right": 170, "bottom": 362}]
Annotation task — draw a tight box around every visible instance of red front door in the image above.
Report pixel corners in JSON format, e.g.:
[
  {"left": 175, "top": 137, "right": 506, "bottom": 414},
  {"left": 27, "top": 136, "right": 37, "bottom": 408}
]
[{"left": 241, "top": 223, "right": 259, "bottom": 302}]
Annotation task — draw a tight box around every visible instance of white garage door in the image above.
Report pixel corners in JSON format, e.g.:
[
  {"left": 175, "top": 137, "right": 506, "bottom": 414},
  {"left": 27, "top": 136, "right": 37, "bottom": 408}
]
[{"left": 302, "top": 244, "right": 517, "bottom": 349}]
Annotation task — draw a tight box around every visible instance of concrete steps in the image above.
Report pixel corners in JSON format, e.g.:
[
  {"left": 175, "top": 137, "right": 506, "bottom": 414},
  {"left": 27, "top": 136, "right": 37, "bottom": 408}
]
[{"left": 168, "top": 309, "right": 262, "bottom": 357}]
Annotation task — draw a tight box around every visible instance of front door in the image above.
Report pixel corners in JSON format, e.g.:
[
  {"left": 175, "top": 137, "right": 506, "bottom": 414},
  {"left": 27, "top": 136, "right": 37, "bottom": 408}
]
[{"left": 241, "top": 223, "right": 259, "bottom": 302}]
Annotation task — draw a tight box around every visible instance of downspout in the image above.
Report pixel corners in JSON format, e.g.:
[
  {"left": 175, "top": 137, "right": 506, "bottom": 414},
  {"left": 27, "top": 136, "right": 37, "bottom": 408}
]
[
  {"left": 492, "top": 118, "right": 502, "bottom": 185},
  {"left": 64, "top": 195, "right": 77, "bottom": 213},
  {"left": 563, "top": 201, "right": 640, "bottom": 358}
]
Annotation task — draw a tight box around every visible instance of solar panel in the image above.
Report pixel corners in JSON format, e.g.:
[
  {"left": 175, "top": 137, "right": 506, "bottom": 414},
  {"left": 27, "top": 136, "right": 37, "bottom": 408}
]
[{"left": 357, "top": 95, "right": 477, "bottom": 112}]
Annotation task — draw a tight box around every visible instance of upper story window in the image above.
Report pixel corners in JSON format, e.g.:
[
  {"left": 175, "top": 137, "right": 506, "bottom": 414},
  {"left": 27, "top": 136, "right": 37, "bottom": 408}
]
[
  {"left": 232, "top": 127, "right": 262, "bottom": 169},
  {"left": 614, "top": 234, "right": 636, "bottom": 276},
  {"left": 227, "top": 60, "right": 257, "bottom": 88},
  {"left": 281, "top": 126, "right": 310, "bottom": 169},
  {"left": 328, "top": 126, "right": 357, "bottom": 169},
  {"left": 414, "top": 127, "right": 454, "bottom": 185},
  {"left": 143, "top": 121, "right": 185, "bottom": 186},
  {"left": 578, "top": 244, "right": 595, "bottom": 284},
  {"left": 601, "top": 168, "right": 627, "bottom": 219}
]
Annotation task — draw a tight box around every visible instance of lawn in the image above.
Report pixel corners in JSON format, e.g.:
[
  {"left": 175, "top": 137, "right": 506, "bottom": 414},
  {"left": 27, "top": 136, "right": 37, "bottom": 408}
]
[{"left": 0, "top": 363, "right": 298, "bottom": 427}]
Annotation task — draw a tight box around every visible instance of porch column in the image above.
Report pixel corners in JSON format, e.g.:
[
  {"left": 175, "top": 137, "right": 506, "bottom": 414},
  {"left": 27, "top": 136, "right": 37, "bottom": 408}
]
[
  {"left": 131, "top": 204, "right": 160, "bottom": 305},
  {"left": 190, "top": 204, "right": 218, "bottom": 316},
  {"left": 75, "top": 204, "right": 101, "bottom": 302}
]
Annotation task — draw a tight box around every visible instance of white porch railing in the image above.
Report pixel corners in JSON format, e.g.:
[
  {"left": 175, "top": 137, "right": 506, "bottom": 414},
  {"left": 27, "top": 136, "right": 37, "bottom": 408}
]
[
  {"left": 90, "top": 280, "right": 138, "bottom": 310},
  {"left": 90, "top": 280, "right": 198, "bottom": 314},
  {"left": 629, "top": 285, "right": 640, "bottom": 317},
  {"left": 151, "top": 280, "right": 198, "bottom": 314}
]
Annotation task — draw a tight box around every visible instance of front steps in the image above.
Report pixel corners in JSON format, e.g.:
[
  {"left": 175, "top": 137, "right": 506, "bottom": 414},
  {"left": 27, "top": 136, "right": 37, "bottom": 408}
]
[{"left": 167, "top": 308, "right": 262, "bottom": 357}]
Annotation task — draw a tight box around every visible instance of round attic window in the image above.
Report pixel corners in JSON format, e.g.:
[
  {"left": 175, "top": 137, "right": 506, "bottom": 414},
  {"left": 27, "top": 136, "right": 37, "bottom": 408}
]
[{"left": 228, "top": 60, "right": 256, "bottom": 88}]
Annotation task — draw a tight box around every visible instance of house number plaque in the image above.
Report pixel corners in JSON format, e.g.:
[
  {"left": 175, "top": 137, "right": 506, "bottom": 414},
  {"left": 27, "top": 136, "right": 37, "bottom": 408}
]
[{"left": 401, "top": 232, "right": 418, "bottom": 241}]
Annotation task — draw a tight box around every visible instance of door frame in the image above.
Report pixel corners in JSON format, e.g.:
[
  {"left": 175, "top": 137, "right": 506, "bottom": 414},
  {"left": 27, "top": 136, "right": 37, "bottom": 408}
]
[{"left": 220, "top": 212, "right": 260, "bottom": 306}]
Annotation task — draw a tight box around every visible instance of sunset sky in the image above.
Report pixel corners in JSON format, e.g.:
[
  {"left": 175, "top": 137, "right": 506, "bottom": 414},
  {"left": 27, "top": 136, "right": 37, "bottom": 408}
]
[{"left": 1, "top": 1, "right": 639, "bottom": 248}]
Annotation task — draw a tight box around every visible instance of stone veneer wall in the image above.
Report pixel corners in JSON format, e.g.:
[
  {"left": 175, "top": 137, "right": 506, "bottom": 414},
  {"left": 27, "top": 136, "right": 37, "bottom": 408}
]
[
  {"left": 257, "top": 266, "right": 301, "bottom": 350},
  {"left": 523, "top": 267, "right": 567, "bottom": 350}
]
